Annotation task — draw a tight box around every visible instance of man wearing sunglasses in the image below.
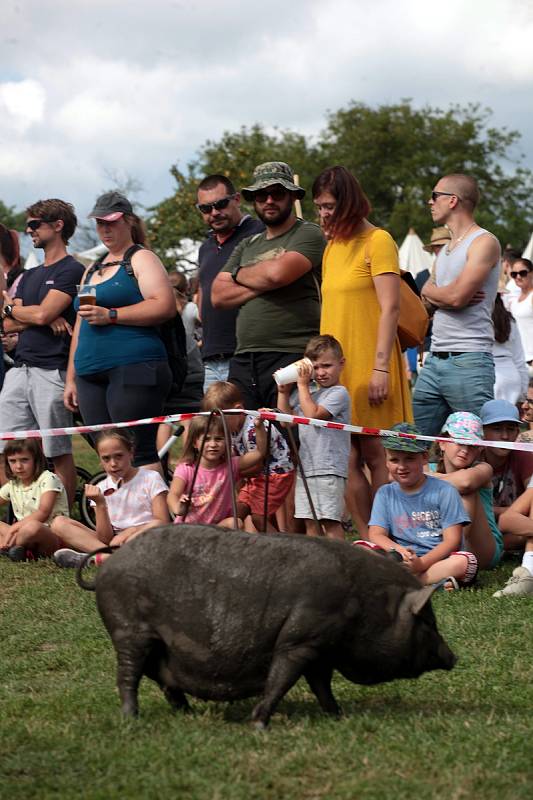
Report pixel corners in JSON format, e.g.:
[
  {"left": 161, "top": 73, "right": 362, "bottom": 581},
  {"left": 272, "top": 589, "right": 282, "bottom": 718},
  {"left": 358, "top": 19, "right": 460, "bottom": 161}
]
[
  {"left": 413, "top": 174, "right": 501, "bottom": 435},
  {"left": 211, "top": 162, "right": 325, "bottom": 409},
  {"left": 196, "top": 174, "right": 264, "bottom": 390},
  {"left": 0, "top": 199, "right": 84, "bottom": 504}
]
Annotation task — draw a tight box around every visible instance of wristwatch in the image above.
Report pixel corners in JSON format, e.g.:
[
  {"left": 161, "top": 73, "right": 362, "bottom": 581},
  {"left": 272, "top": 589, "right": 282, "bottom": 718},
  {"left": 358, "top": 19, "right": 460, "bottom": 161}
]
[
  {"left": 3, "top": 303, "right": 13, "bottom": 319},
  {"left": 108, "top": 308, "right": 118, "bottom": 323}
]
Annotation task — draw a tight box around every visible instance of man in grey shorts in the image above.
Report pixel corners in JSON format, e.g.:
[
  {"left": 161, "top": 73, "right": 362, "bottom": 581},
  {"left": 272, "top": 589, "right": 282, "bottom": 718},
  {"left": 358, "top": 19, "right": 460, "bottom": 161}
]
[
  {"left": 0, "top": 199, "right": 84, "bottom": 503},
  {"left": 413, "top": 174, "right": 501, "bottom": 435}
]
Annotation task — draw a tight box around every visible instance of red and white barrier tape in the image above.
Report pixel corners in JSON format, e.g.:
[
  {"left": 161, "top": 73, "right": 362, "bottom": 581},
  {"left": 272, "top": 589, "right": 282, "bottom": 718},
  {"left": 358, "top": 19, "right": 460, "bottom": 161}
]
[{"left": 0, "top": 408, "right": 532, "bottom": 453}]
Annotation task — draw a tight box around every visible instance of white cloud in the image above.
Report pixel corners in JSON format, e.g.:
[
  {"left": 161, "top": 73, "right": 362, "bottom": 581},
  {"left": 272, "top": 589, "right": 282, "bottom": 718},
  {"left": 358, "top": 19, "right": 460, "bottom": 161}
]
[{"left": 0, "top": 0, "right": 532, "bottom": 220}]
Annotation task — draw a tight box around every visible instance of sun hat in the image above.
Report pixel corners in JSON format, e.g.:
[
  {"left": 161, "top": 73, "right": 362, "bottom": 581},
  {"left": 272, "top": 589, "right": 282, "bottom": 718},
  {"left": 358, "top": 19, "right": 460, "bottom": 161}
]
[
  {"left": 442, "top": 412, "right": 484, "bottom": 443},
  {"left": 479, "top": 399, "right": 520, "bottom": 426},
  {"left": 241, "top": 162, "right": 305, "bottom": 201},
  {"left": 423, "top": 226, "right": 451, "bottom": 252},
  {"left": 381, "top": 422, "right": 429, "bottom": 453},
  {"left": 88, "top": 191, "right": 133, "bottom": 221}
]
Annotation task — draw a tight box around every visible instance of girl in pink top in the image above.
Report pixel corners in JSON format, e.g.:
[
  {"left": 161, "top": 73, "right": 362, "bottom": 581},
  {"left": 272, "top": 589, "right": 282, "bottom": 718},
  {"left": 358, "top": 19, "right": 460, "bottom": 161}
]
[{"left": 169, "top": 415, "right": 267, "bottom": 528}]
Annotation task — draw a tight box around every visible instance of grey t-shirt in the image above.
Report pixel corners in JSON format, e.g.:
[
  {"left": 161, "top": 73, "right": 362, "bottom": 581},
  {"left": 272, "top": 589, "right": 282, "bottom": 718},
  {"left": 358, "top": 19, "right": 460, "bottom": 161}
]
[
  {"left": 431, "top": 228, "right": 499, "bottom": 352},
  {"left": 291, "top": 383, "right": 351, "bottom": 478}
]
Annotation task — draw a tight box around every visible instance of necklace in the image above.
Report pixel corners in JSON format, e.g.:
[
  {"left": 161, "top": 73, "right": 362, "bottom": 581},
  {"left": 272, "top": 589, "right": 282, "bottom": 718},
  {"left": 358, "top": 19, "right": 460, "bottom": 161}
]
[{"left": 445, "top": 222, "right": 476, "bottom": 255}]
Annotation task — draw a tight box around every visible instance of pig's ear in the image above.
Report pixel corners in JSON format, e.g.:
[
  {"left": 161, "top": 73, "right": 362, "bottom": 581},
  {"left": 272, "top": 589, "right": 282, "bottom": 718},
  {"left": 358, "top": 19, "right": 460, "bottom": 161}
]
[{"left": 400, "top": 585, "right": 438, "bottom": 617}]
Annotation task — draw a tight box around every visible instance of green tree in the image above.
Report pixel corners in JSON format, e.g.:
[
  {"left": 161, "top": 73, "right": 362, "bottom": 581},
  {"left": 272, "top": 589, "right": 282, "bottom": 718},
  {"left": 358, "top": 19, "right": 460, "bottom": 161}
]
[
  {"left": 148, "top": 125, "right": 323, "bottom": 262},
  {"left": 149, "top": 102, "right": 533, "bottom": 256},
  {"left": 0, "top": 200, "right": 26, "bottom": 231},
  {"left": 318, "top": 100, "right": 533, "bottom": 245}
]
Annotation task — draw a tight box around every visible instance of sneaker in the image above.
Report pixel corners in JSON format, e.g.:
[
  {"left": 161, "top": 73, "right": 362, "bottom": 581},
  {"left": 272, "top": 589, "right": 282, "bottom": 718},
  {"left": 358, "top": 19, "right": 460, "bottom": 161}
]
[
  {"left": 492, "top": 566, "right": 533, "bottom": 597},
  {"left": 53, "top": 548, "right": 88, "bottom": 569},
  {"left": 8, "top": 545, "right": 31, "bottom": 562}
]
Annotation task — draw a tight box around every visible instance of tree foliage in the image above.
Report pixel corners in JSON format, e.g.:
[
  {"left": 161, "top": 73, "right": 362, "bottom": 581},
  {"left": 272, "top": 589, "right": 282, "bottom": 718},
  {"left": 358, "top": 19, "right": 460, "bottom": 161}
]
[
  {"left": 0, "top": 200, "right": 26, "bottom": 231},
  {"left": 148, "top": 101, "right": 533, "bottom": 260}
]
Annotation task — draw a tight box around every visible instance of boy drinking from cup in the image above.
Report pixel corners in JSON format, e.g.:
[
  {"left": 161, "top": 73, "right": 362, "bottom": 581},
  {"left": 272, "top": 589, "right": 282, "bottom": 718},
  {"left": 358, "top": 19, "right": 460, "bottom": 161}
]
[{"left": 276, "top": 334, "right": 351, "bottom": 539}]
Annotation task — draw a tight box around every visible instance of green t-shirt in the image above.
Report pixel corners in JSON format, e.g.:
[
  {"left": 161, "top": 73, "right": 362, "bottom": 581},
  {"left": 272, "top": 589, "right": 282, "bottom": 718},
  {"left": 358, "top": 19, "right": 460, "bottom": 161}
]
[{"left": 223, "top": 219, "right": 325, "bottom": 353}]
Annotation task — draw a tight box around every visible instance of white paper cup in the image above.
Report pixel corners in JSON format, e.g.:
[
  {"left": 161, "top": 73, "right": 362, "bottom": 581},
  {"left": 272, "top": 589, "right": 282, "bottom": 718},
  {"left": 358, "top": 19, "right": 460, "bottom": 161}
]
[{"left": 273, "top": 358, "right": 314, "bottom": 386}]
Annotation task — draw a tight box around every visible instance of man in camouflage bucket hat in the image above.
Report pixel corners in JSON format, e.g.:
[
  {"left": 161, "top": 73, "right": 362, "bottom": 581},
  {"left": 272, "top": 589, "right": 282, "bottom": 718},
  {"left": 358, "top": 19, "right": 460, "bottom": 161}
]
[
  {"left": 212, "top": 162, "right": 325, "bottom": 409},
  {"left": 241, "top": 162, "right": 305, "bottom": 201}
]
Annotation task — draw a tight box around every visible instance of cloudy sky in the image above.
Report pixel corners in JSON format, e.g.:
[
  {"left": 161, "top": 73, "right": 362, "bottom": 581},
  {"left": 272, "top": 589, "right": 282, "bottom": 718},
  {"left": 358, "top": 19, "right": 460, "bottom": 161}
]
[{"left": 2, "top": 0, "right": 533, "bottom": 225}]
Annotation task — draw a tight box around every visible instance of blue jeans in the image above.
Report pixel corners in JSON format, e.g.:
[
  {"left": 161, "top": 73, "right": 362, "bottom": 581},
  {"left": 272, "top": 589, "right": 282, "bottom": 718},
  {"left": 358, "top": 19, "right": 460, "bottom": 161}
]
[
  {"left": 203, "top": 358, "right": 231, "bottom": 392},
  {"left": 413, "top": 352, "right": 495, "bottom": 435}
]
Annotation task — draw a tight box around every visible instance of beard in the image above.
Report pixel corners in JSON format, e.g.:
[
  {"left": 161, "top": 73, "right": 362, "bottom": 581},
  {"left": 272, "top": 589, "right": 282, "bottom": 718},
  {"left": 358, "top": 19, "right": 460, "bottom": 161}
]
[{"left": 255, "top": 200, "right": 294, "bottom": 228}]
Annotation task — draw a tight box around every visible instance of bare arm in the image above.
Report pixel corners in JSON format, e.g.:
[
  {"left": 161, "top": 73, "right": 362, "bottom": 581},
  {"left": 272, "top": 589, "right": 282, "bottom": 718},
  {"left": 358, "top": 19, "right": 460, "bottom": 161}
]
[
  {"left": 233, "top": 250, "right": 314, "bottom": 292},
  {"left": 6, "top": 288, "right": 73, "bottom": 326},
  {"left": 499, "top": 489, "right": 533, "bottom": 537},
  {"left": 368, "top": 272, "right": 401, "bottom": 406},
  {"left": 64, "top": 314, "right": 82, "bottom": 411},
  {"left": 84, "top": 484, "right": 114, "bottom": 544},
  {"left": 421, "top": 233, "right": 500, "bottom": 309},
  {"left": 409, "top": 525, "right": 463, "bottom": 574},
  {"left": 211, "top": 270, "right": 259, "bottom": 309},
  {"left": 294, "top": 360, "right": 332, "bottom": 420},
  {"left": 22, "top": 490, "right": 58, "bottom": 524},
  {"left": 79, "top": 250, "right": 176, "bottom": 327},
  {"left": 151, "top": 491, "right": 171, "bottom": 524},
  {"left": 431, "top": 462, "right": 493, "bottom": 494},
  {"left": 168, "top": 475, "right": 187, "bottom": 517}
]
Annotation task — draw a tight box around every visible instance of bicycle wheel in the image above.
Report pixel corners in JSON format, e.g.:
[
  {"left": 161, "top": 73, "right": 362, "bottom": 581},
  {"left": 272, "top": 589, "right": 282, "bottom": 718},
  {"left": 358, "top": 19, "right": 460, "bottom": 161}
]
[{"left": 78, "top": 470, "right": 106, "bottom": 530}]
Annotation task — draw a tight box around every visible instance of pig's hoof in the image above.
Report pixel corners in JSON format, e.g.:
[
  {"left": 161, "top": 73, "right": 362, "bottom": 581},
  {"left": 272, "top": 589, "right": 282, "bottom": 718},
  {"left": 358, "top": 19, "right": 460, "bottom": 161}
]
[{"left": 251, "top": 718, "right": 268, "bottom": 732}]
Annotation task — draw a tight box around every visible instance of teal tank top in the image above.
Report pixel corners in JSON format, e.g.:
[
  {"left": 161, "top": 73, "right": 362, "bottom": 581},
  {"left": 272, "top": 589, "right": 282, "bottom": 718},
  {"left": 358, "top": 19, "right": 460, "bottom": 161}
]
[{"left": 74, "top": 265, "right": 166, "bottom": 376}]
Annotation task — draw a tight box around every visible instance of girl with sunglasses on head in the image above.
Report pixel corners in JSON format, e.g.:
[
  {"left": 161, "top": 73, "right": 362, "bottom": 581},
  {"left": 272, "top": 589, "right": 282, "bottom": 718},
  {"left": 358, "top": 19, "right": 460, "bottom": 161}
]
[
  {"left": 508, "top": 258, "right": 533, "bottom": 373},
  {"left": 51, "top": 428, "right": 170, "bottom": 568}
]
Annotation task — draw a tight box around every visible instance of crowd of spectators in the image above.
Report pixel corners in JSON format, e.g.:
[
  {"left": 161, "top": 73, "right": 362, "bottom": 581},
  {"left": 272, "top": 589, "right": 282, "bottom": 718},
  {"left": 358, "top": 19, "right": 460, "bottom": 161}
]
[{"left": 1, "top": 163, "right": 532, "bottom": 596}]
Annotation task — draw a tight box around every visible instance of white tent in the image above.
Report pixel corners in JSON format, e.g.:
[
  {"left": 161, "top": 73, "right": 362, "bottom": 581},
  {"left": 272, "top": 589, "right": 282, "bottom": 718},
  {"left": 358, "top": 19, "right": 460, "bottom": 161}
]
[
  {"left": 74, "top": 243, "right": 108, "bottom": 266},
  {"left": 23, "top": 251, "right": 39, "bottom": 270},
  {"left": 398, "top": 228, "right": 433, "bottom": 278},
  {"left": 522, "top": 232, "right": 533, "bottom": 260}
]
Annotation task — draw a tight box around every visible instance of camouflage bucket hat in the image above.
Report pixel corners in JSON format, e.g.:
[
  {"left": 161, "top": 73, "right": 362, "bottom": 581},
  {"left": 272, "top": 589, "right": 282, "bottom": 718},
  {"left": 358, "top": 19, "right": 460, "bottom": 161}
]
[
  {"left": 241, "top": 162, "right": 306, "bottom": 201},
  {"left": 381, "top": 422, "right": 430, "bottom": 453}
]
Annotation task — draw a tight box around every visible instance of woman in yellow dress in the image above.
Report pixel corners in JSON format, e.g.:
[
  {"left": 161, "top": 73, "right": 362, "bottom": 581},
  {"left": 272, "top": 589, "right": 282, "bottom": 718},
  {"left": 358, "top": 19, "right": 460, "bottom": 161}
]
[{"left": 312, "top": 166, "right": 413, "bottom": 536}]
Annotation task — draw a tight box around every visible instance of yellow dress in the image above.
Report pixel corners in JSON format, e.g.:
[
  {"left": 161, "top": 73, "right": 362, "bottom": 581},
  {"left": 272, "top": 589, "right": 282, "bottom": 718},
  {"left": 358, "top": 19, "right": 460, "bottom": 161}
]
[{"left": 320, "top": 228, "right": 413, "bottom": 428}]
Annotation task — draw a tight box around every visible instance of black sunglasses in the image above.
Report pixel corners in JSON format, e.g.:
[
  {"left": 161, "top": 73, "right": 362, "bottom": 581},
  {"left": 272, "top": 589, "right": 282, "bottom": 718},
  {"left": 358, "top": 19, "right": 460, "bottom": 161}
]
[
  {"left": 510, "top": 270, "right": 530, "bottom": 279},
  {"left": 254, "top": 187, "right": 289, "bottom": 203},
  {"left": 195, "top": 194, "right": 236, "bottom": 214},
  {"left": 26, "top": 218, "right": 54, "bottom": 232},
  {"left": 430, "top": 191, "right": 461, "bottom": 202}
]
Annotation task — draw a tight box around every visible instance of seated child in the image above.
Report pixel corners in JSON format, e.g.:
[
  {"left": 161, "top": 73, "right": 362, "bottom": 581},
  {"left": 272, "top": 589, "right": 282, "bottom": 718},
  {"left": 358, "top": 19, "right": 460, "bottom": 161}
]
[
  {"left": 51, "top": 429, "right": 170, "bottom": 568},
  {"left": 276, "top": 334, "right": 351, "bottom": 540},
  {"left": 366, "top": 423, "right": 477, "bottom": 589},
  {"left": 168, "top": 414, "right": 267, "bottom": 528},
  {"left": 0, "top": 438, "right": 69, "bottom": 561},
  {"left": 431, "top": 412, "right": 503, "bottom": 570},
  {"left": 493, "top": 475, "right": 533, "bottom": 597},
  {"left": 201, "top": 381, "right": 294, "bottom": 531}
]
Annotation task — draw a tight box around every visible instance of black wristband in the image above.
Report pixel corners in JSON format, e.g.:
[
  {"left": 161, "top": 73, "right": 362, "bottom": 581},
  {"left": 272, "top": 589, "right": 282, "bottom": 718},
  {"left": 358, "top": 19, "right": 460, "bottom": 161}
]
[{"left": 231, "top": 266, "right": 243, "bottom": 285}]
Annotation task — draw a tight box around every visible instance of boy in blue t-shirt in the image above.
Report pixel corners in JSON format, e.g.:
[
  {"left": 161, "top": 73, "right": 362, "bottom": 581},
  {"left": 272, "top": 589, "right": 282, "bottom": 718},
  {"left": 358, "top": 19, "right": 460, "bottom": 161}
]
[{"left": 368, "top": 423, "right": 477, "bottom": 588}]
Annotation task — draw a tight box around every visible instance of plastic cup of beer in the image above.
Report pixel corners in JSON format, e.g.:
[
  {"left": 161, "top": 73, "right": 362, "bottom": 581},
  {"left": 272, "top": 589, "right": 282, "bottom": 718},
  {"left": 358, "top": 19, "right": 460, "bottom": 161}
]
[
  {"left": 77, "top": 285, "right": 97, "bottom": 306},
  {"left": 273, "top": 357, "right": 314, "bottom": 386}
]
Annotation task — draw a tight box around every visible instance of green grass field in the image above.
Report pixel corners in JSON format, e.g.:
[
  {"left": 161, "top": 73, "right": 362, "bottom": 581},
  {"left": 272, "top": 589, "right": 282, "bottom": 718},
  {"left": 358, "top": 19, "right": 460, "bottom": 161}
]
[
  {"left": 2, "top": 554, "right": 533, "bottom": 800},
  {"left": 2, "top": 438, "right": 533, "bottom": 799}
]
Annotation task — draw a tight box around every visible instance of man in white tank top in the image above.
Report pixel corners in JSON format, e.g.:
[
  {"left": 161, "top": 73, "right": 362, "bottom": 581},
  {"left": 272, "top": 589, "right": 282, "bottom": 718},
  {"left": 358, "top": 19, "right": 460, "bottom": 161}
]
[{"left": 413, "top": 174, "right": 501, "bottom": 435}]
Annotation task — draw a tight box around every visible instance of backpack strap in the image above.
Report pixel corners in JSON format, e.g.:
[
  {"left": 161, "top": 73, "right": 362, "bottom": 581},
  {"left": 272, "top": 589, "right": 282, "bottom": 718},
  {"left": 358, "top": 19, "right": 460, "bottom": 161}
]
[{"left": 121, "top": 244, "right": 145, "bottom": 283}]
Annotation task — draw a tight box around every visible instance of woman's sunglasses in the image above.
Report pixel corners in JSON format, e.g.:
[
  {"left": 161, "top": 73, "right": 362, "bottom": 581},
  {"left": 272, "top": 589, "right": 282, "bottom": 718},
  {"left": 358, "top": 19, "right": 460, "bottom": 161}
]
[{"left": 510, "top": 270, "right": 530, "bottom": 279}]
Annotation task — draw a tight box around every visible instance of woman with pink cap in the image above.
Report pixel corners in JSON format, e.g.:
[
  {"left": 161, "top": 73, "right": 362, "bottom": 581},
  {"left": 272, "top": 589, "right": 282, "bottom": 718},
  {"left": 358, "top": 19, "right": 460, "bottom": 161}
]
[
  {"left": 431, "top": 411, "right": 503, "bottom": 570},
  {"left": 64, "top": 192, "right": 176, "bottom": 473}
]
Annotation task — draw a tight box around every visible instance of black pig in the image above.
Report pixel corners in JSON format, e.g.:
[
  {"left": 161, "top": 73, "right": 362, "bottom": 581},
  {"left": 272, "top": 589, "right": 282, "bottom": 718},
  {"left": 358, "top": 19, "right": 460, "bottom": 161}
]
[{"left": 88, "top": 525, "right": 456, "bottom": 727}]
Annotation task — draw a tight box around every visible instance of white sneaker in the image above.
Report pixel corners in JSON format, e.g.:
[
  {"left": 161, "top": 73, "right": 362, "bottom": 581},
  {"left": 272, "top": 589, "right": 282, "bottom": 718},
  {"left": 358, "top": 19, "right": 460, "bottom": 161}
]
[
  {"left": 492, "top": 566, "right": 533, "bottom": 597},
  {"left": 53, "top": 548, "right": 88, "bottom": 568}
]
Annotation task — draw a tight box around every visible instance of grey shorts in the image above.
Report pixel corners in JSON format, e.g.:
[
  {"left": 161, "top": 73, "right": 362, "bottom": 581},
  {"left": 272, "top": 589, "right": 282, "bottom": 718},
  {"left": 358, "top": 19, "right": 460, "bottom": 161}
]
[
  {"left": 0, "top": 365, "right": 73, "bottom": 457},
  {"left": 294, "top": 474, "right": 346, "bottom": 522}
]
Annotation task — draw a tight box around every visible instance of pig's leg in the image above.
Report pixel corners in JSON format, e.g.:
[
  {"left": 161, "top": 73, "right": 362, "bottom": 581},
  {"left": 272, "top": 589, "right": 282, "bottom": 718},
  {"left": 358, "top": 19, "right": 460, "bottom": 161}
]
[
  {"left": 251, "top": 648, "right": 313, "bottom": 729},
  {"left": 115, "top": 635, "right": 154, "bottom": 717},
  {"left": 304, "top": 663, "right": 342, "bottom": 717},
  {"left": 161, "top": 686, "right": 190, "bottom": 712}
]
